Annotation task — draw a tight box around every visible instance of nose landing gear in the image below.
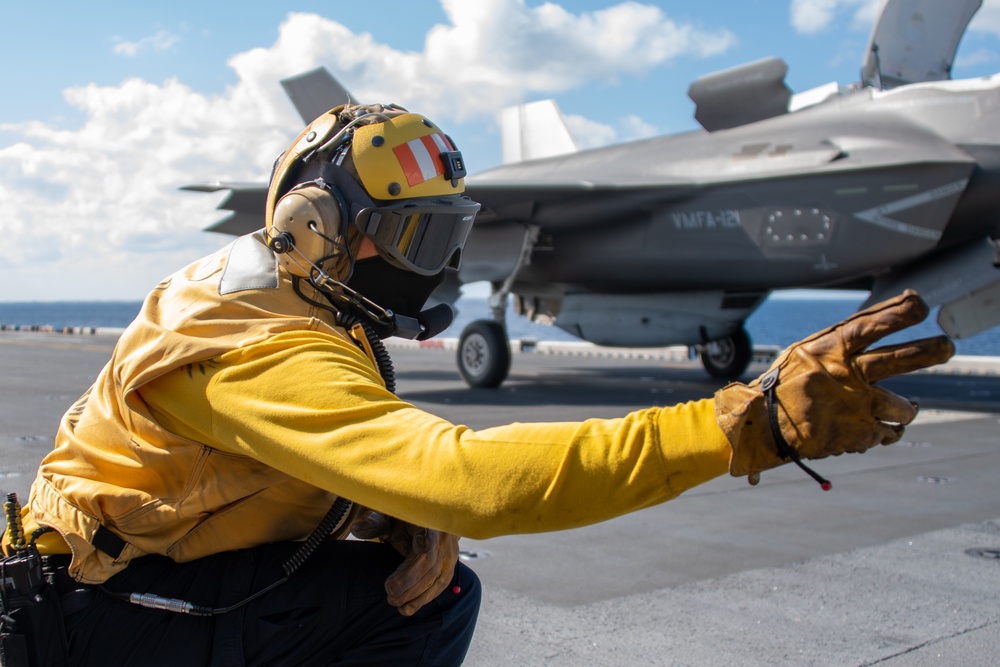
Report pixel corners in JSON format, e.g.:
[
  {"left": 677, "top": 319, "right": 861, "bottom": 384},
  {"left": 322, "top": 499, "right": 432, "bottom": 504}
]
[
  {"left": 699, "top": 328, "right": 753, "bottom": 380},
  {"left": 457, "top": 320, "right": 511, "bottom": 388}
]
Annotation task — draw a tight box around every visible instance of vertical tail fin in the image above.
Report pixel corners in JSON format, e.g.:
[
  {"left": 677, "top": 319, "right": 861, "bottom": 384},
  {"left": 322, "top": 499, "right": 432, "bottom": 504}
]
[
  {"left": 500, "top": 100, "right": 578, "bottom": 164},
  {"left": 861, "top": 0, "right": 982, "bottom": 89},
  {"left": 280, "top": 68, "right": 355, "bottom": 124}
]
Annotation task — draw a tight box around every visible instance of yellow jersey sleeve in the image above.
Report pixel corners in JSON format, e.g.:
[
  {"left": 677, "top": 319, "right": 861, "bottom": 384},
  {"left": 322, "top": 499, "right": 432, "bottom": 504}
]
[{"left": 140, "top": 330, "right": 731, "bottom": 539}]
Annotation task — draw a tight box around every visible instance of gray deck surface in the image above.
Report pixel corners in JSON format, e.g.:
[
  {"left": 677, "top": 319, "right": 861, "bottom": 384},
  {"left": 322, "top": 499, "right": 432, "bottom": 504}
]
[{"left": 2, "top": 330, "right": 998, "bottom": 665}]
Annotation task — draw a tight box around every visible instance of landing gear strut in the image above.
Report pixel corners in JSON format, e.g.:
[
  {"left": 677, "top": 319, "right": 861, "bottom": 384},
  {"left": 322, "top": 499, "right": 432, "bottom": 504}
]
[
  {"left": 700, "top": 328, "right": 753, "bottom": 380},
  {"left": 456, "top": 225, "right": 539, "bottom": 389}
]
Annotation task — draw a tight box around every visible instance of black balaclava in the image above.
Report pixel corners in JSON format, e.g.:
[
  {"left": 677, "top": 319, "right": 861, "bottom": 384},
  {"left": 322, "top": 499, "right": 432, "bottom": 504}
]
[{"left": 347, "top": 255, "right": 446, "bottom": 321}]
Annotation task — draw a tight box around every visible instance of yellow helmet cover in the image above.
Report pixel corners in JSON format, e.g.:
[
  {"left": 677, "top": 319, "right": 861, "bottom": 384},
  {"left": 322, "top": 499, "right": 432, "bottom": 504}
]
[{"left": 352, "top": 113, "right": 466, "bottom": 201}]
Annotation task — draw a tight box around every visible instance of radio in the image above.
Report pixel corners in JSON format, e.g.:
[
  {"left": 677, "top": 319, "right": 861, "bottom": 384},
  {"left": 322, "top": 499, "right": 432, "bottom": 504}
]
[{"left": 1, "top": 493, "right": 69, "bottom": 667}]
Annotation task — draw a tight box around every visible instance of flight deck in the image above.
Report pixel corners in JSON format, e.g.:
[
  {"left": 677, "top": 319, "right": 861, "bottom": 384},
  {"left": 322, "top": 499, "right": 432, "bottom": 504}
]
[{"left": 2, "top": 330, "right": 998, "bottom": 666}]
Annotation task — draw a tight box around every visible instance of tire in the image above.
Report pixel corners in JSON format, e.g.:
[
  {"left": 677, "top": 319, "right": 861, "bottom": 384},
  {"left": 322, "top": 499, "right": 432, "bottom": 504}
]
[
  {"left": 457, "top": 320, "right": 511, "bottom": 388},
  {"left": 701, "top": 329, "right": 753, "bottom": 380}
]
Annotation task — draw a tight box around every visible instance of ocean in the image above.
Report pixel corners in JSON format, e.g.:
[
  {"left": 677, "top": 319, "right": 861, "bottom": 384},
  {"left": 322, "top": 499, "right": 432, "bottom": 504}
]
[{"left": 2, "top": 293, "right": 999, "bottom": 356}]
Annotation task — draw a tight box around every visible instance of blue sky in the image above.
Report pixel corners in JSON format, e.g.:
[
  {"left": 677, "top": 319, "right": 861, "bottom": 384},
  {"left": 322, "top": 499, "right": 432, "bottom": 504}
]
[{"left": 3, "top": 0, "right": 1000, "bottom": 300}]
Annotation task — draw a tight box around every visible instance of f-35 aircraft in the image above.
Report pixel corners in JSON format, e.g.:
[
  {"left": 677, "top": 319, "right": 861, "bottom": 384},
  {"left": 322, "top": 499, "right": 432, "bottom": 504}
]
[{"left": 187, "top": 0, "right": 1000, "bottom": 388}]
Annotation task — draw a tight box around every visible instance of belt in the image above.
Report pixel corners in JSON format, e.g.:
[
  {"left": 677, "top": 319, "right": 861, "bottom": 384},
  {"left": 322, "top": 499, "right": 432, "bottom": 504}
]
[{"left": 42, "top": 555, "right": 96, "bottom": 617}]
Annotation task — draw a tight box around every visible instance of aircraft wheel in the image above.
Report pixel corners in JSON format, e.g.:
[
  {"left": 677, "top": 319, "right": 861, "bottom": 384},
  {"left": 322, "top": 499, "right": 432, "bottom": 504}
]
[
  {"left": 457, "top": 320, "right": 511, "bottom": 388},
  {"left": 701, "top": 329, "right": 753, "bottom": 380}
]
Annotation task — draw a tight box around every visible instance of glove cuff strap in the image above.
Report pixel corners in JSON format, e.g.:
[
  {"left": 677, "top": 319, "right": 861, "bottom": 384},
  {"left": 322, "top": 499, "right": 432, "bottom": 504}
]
[{"left": 761, "top": 369, "right": 832, "bottom": 491}]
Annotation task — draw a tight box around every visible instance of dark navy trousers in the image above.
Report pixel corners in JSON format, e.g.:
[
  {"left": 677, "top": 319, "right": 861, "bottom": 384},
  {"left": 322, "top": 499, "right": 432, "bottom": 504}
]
[{"left": 62, "top": 540, "right": 481, "bottom": 666}]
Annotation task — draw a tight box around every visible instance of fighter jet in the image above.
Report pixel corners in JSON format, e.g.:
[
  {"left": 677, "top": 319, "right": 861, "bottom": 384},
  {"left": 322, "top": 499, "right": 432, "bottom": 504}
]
[{"left": 186, "top": 0, "right": 1000, "bottom": 388}]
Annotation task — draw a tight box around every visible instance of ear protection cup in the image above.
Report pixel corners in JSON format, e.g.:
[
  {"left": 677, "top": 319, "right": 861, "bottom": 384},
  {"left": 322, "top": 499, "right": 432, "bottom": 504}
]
[{"left": 269, "top": 184, "right": 346, "bottom": 277}]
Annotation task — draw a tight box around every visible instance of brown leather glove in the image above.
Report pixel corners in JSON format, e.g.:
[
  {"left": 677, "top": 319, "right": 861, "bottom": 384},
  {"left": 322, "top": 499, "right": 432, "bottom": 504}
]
[
  {"left": 715, "top": 289, "right": 955, "bottom": 487},
  {"left": 350, "top": 510, "right": 459, "bottom": 616}
]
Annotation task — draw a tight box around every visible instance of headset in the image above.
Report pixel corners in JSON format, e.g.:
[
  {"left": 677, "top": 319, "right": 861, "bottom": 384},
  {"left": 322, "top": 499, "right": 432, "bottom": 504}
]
[
  {"left": 267, "top": 178, "right": 351, "bottom": 280},
  {"left": 263, "top": 107, "right": 387, "bottom": 282}
]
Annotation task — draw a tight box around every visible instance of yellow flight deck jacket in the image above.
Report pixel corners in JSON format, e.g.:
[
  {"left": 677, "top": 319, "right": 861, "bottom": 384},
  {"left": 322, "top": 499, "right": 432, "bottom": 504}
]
[{"left": 20, "top": 231, "right": 732, "bottom": 584}]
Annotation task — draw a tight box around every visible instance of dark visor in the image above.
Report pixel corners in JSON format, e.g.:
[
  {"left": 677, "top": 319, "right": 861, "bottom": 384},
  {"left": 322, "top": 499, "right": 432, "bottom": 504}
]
[{"left": 355, "top": 197, "right": 480, "bottom": 275}]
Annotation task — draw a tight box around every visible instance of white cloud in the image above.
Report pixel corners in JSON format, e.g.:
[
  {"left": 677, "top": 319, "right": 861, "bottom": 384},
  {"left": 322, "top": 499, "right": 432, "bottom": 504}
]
[
  {"left": 563, "top": 113, "right": 618, "bottom": 149},
  {"left": 790, "top": 0, "right": 884, "bottom": 34},
  {"left": 230, "top": 3, "right": 736, "bottom": 122},
  {"left": 0, "top": 1, "right": 735, "bottom": 300},
  {"left": 0, "top": 76, "right": 284, "bottom": 298},
  {"left": 791, "top": 0, "right": 841, "bottom": 33},
  {"left": 619, "top": 114, "right": 659, "bottom": 141},
  {"left": 112, "top": 30, "right": 180, "bottom": 57},
  {"left": 850, "top": 0, "right": 885, "bottom": 29},
  {"left": 562, "top": 112, "right": 661, "bottom": 151},
  {"left": 432, "top": 0, "right": 735, "bottom": 99}
]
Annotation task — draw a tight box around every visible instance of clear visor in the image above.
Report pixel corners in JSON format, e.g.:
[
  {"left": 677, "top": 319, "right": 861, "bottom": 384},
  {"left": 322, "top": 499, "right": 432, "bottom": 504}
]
[{"left": 355, "top": 197, "right": 480, "bottom": 275}]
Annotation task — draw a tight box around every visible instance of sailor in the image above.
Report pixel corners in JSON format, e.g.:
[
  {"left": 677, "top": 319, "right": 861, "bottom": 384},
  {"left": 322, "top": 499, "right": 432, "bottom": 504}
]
[{"left": 3, "top": 103, "right": 953, "bottom": 666}]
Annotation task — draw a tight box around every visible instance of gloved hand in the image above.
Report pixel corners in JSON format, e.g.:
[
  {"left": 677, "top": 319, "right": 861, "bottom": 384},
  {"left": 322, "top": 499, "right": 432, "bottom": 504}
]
[
  {"left": 350, "top": 510, "right": 459, "bottom": 616},
  {"left": 715, "top": 289, "right": 954, "bottom": 486}
]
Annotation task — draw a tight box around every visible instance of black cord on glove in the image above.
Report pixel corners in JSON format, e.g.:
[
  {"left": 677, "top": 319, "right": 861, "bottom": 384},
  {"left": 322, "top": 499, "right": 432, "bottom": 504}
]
[{"left": 760, "top": 369, "right": 832, "bottom": 491}]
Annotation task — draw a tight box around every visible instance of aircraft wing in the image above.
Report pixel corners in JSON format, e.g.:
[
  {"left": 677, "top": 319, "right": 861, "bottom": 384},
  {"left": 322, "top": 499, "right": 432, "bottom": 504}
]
[
  {"left": 183, "top": 67, "right": 354, "bottom": 234},
  {"left": 463, "top": 179, "right": 693, "bottom": 233},
  {"left": 181, "top": 182, "right": 267, "bottom": 235}
]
